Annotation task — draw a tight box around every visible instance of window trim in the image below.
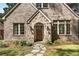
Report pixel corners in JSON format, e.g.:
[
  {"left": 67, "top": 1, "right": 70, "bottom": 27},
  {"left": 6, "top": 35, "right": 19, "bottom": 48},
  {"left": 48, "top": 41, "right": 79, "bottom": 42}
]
[
  {"left": 53, "top": 20, "right": 71, "bottom": 35},
  {"left": 18, "top": 24, "right": 20, "bottom": 35},
  {"left": 13, "top": 23, "right": 24, "bottom": 35}
]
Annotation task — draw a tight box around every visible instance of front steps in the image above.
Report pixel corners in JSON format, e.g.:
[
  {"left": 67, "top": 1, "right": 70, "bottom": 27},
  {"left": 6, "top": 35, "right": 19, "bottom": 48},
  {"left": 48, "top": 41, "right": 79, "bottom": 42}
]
[{"left": 25, "top": 42, "right": 46, "bottom": 56}]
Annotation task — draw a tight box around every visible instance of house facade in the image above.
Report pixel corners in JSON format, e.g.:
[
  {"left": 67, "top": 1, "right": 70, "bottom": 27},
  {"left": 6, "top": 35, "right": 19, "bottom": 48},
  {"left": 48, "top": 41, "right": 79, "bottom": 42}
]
[{"left": 2, "top": 3, "right": 79, "bottom": 43}]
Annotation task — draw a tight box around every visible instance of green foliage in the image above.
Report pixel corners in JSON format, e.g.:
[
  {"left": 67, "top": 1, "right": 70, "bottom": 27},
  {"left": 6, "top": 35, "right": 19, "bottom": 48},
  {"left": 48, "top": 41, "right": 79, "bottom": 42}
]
[
  {"left": 6, "top": 3, "right": 16, "bottom": 8},
  {"left": 0, "top": 41, "right": 8, "bottom": 48},
  {"left": 67, "top": 3, "right": 78, "bottom": 8},
  {"left": 67, "top": 3, "right": 79, "bottom": 13},
  {"left": 20, "top": 41, "right": 32, "bottom": 46},
  {"left": 20, "top": 41, "right": 27, "bottom": 46},
  {"left": 26, "top": 41, "right": 32, "bottom": 46},
  {"left": 53, "top": 40, "right": 61, "bottom": 45},
  {"left": 13, "top": 40, "right": 33, "bottom": 47},
  {"left": 0, "top": 13, "right": 4, "bottom": 18},
  {"left": 47, "top": 39, "right": 63, "bottom": 45},
  {"left": 0, "top": 41, "right": 4, "bottom": 47},
  {"left": 47, "top": 40, "right": 53, "bottom": 45},
  {"left": 47, "top": 39, "right": 66, "bottom": 45},
  {"left": 14, "top": 41, "right": 20, "bottom": 45},
  {"left": 0, "top": 3, "right": 17, "bottom": 18}
]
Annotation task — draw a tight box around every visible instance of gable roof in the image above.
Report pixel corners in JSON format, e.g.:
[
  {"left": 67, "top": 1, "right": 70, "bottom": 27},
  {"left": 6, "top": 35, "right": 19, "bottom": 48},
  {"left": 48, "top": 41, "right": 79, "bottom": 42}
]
[
  {"left": 27, "top": 10, "right": 52, "bottom": 24},
  {"left": 30, "top": 3, "right": 51, "bottom": 23},
  {"left": 27, "top": 10, "right": 39, "bottom": 24},
  {"left": 2, "top": 3, "right": 79, "bottom": 20},
  {"left": 2, "top": 3, "right": 52, "bottom": 23}
]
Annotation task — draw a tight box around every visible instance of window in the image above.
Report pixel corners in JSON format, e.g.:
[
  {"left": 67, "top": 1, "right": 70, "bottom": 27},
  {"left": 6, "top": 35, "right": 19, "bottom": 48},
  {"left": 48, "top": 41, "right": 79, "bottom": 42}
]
[
  {"left": 53, "top": 20, "right": 70, "bottom": 35},
  {"left": 20, "top": 24, "right": 24, "bottom": 34},
  {"left": 43, "top": 3, "right": 48, "bottom": 8},
  {"left": 36, "top": 3, "right": 41, "bottom": 8},
  {"left": 13, "top": 24, "right": 18, "bottom": 34},
  {"left": 13, "top": 23, "right": 24, "bottom": 35},
  {"left": 66, "top": 21, "right": 70, "bottom": 34},
  {"left": 53, "top": 24, "right": 57, "bottom": 34},
  {"left": 59, "top": 24, "right": 65, "bottom": 34},
  {"left": 36, "top": 3, "right": 48, "bottom": 8}
]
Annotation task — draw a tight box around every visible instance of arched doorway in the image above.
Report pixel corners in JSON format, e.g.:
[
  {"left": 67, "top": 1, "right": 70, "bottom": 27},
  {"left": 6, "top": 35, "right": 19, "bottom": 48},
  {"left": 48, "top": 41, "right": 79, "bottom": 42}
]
[{"left": 34, "top": 23, "right": 44, "bottom": 42}]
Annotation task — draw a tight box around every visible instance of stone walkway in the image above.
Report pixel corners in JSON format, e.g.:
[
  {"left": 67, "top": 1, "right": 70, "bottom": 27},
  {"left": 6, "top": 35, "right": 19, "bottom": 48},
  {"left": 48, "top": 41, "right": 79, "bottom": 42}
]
[{"left": 25, "top": 43, "right": 46, "bottom": 56}]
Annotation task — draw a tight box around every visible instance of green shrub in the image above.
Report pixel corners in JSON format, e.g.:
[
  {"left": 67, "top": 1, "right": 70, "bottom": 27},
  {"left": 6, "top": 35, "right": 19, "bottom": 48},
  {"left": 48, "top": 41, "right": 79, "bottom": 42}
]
[
  {"left": 0, "top": 41, "right": 7, "bottom": 48},
  {"left": 26, "top": 42, "right": 32, "bottom": 46},
  {"left": 13, "top": 41, "right": 21, "bottom": 47},
  {"left": 47, "top": 40, "right": 53, "bottom": 45},
  {"left": 19, "top": 41, "right": 32, "bottom": 46},
  {"left": 12, "top": 41, "right": 27, "bottom": 47},
  {"left": 3, "top": 40, "right": 33, "bottom": 47},
  {"left": 0, "top": 41, "right": 3, "bottom": 47},
  {"left": 20, "top": 41, "right": 27, "bottom": 46},
  {"left": 47, "top": 39, "right": 65, "bottom": 45},
  {"left": 15, "top": 41, "right": 20, "bottom": 45},
  {"left": 53, "top": 39, "right": 65, "bottom": 45}
]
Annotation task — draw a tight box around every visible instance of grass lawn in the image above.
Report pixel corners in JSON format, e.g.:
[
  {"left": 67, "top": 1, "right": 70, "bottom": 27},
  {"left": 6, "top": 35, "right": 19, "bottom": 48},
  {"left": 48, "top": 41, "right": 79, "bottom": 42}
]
[
  {"left": 0, "top": 40, "right": 33, "bottom": 56},
  {"left": 0, "top": 46, "right": 32, "bottom": 56},
  {"left": 45, "top": 44, "right": 79, "bottom": 56}
]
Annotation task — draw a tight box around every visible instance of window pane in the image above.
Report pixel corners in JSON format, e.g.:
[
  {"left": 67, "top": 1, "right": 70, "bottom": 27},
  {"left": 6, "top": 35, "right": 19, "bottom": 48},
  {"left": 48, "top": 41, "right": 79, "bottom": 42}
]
[
  {"left": 53, "top": 20, "right": 57, "bottom": 23},
  {"left": 13, "top": 24, "right": 18, "bottom": 34},
  {"left": 53, "top": 24, "right": 57, "bottom": 34},
  {"left": 66, "top": 23, "right": 70, "bottom": 34},
  {"left": 36, "top": 3, "right": 41, "bottom": 8},
  {"left": 43, "top": 3, "right": 48, "bottom": 8},
  {"left": 20, "top": 24, "right": 24, "bottom": 34},
  {"left": 59, "top": 24, "right": 64, "bottom": 34}
]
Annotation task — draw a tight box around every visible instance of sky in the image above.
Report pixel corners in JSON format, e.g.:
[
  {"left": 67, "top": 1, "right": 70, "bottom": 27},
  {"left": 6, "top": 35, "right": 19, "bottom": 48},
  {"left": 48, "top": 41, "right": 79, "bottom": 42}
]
[{"left": 0, "top": 3, "right": 8, "bottom": 13}]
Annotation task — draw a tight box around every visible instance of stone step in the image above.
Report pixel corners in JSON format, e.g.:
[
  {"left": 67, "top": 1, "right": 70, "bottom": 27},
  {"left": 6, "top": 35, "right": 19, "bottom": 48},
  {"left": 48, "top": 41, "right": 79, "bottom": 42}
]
[
  {"left": 25, "top": 43, "right": 46, "bottom": 56},
  {"left": 31, "top": 50, "right": 40, "bottom": 53},
  {"left": 34, "top": 41, "right": 44, "bottom": 45}
]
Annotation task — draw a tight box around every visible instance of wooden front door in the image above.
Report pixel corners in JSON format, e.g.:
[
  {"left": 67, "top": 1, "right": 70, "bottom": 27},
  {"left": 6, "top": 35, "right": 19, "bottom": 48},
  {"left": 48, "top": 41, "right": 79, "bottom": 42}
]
[{"left": 34, "top": 23, "right": 44, "bottom": 42}]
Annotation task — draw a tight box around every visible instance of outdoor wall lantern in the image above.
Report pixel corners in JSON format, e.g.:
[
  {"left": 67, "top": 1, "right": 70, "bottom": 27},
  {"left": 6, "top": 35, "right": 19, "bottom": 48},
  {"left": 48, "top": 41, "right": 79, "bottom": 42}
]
[
  {"left": 47, "top": 26, "right": 51, "bottom": 34},
  {"left": 30, "top": 26, "right": 34, "bottom": 34}
]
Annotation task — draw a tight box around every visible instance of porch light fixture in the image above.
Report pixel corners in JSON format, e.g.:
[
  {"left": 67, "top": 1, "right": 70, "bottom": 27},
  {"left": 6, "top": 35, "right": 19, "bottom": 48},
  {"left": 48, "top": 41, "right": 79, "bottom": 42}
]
[
  {"left": 47, "top": 26, "right": 51, "bottom": 34},
  {"left": 29, "top": 26, "right": 34, "bottom": 34}
]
